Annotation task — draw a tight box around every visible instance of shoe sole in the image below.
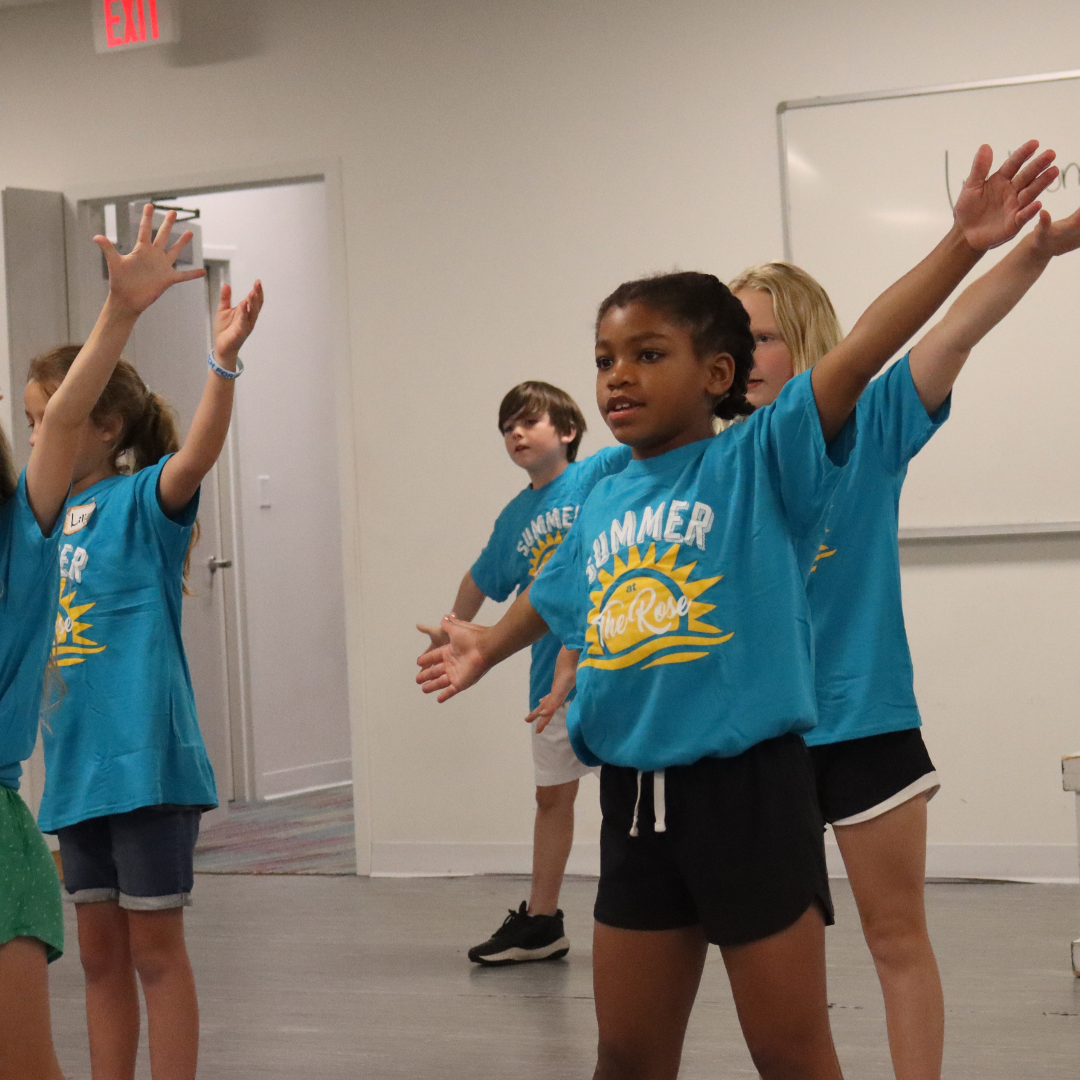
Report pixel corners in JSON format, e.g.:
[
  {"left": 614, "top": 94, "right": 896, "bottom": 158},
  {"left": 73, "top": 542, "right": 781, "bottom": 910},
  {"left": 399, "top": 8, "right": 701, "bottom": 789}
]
[{"left": 469, "top": 937, "right": 570, "bottom": 966}]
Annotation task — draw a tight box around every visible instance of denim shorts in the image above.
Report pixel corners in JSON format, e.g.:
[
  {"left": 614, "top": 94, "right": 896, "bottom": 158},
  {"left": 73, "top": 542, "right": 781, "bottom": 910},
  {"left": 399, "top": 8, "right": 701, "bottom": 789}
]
[{"left": 56, "top": 804, "right": 202, "bottom": 910}]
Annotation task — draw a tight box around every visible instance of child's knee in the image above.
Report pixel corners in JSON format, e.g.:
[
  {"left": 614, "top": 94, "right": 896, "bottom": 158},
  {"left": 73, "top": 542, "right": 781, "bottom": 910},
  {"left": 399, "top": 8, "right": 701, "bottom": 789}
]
[{"left": 535, "top": 780, "right": 578, "bottom": 813}]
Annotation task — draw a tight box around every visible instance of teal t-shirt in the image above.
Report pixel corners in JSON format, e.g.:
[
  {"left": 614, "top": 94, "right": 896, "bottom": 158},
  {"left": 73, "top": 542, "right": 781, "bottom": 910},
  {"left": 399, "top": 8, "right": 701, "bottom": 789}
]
[
  {"left": 530, "top": 371, "right": 855, "bottom": 771},
  {"left": 801, "top": 354, "right": 949, "bottom": 746},
  {"left": 37, "top": 458, "right": 217, "bottom": 831},
  {"left": 0, "top": 472, "right": 62, "bottom": 790},
  {"left": 470, "top": 445, "right": 632, "bottom": 710}
]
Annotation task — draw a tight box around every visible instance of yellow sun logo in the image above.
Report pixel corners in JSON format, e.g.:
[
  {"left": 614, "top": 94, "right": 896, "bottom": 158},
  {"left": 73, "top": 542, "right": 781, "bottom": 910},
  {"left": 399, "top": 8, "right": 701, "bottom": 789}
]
[
  {"left": 53, "top": 579, "right": 107, "bottom": 668},
  {"left": 582, "top": 543, "right": 733, "bottom": 671},
  {"left": 810, "top": 543, "right": 837, "bottom": 573},
  {"left": 528, "top": 531, "right": 564, "bottom": 578}
]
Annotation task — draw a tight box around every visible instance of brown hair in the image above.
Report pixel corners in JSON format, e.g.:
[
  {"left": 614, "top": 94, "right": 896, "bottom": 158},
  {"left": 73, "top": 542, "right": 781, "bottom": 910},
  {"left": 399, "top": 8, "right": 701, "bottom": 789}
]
[
  {"left": 0, "top": 426, "right": 16, "bottom": 507},
  {"left": 728, "top": 262, "right": 843, "bottom": 377},
  {"left": 498, "top": 381, "right": 587, "bottom": 463},
  {"left": 27, "top": 346, "right": 199, "bottom": 589}
]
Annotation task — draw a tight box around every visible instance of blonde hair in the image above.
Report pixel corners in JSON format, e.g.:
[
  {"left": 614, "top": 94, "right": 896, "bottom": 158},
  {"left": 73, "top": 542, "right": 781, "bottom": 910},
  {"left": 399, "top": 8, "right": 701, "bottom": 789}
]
[{"left": 728, "top": 262, "right": 843, "bottom": 376}]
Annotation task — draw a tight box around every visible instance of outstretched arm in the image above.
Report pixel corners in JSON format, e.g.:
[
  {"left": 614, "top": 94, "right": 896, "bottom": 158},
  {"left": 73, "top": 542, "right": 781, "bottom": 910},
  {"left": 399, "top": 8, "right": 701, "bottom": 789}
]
[
  {"left": 417, "top": 570, "right": 486, "bottom": 650},
  {"left": 909, "top": 203, "right": 1080, "bottom": 414},
  {"left": 416, "top": 586, "right": 549, "bottom": 703},
  {"left": 158, "top": 280, "right": 264, "bottom": 516},
  {"left": 25, "top": 205, "right": 205, "bottom": 533},
  {"left": 811, "top": 141, "right": 1059, "bottom": 442}
]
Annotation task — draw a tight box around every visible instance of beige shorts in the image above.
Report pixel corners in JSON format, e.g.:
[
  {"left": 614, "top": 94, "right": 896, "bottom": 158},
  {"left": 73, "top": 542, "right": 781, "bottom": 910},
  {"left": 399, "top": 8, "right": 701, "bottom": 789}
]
[{"left": 532, "top": 704, "right": 600, "bottom": 788}]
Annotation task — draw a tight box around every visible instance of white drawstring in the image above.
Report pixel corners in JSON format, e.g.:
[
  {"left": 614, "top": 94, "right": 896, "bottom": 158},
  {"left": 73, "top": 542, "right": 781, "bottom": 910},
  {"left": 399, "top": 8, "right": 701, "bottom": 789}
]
[
  {"left": 654, "top": 770, "right": 666, "bottom": 833},
  {"left": 629, "top": 771, "right": 643, "bottom": 837},
  {"left": 628, "top": 770, "right": 666, "bottom": 836}
]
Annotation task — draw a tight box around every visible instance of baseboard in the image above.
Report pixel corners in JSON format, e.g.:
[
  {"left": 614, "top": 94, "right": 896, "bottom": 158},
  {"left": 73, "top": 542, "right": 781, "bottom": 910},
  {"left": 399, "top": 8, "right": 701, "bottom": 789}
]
[
  {"left": 826, "top": 840, "right": 1079, "bottom": 884},
  {"left": 370, "top": 840, "right": 1077, "bottom": 882},
  {"left": 371, "top": 841, "right": 601, "bottom": 878},
  {"left": 259, "top": 757, "right": 352, "bottom": 800}
]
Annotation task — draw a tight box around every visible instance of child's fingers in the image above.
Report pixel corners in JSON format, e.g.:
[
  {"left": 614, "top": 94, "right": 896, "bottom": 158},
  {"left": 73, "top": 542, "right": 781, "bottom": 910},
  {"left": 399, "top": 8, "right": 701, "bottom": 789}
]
[
  {"left": 218, "top": 283, "right": 233, "bottom": 312},
  {"left": 174, "top": 268, "right": 208, "bottom": 283},
  {"left": 963, "top": 144, "right": 995, "bottom": 187},
  {"left": 995, "top": 139, "right": 1041, "bottom": 181},
  {"left": 165, "top": 229, "right": 195, "bottom": 263},
  {"left": 135, "top": 203, "right": 155, "bottom": 247},
  {"left": 1014, "top": 201, "right": 1042, "bottom": 229},
  {"left": 436, "top": 685, "right": 461, "bottom": 704},
  {"left": 534, "top": 713, "right": 551, "bottom": 733},
  {"left": 152, "top": 209, "right": 178, "bottom": 248},
  {"left": 93, "top": 235, "right": 121, "bottom": 269},
  {"left": 1013, "top": 160, "right": 1058, "bottom": 203}
]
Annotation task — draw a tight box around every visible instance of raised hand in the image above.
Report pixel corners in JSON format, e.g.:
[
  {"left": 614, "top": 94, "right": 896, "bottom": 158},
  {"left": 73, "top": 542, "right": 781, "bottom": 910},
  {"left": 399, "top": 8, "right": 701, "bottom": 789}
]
[
  {"left": 954, "top": 141, "right": 1058, "bottom": 253},
  {"left": 415, "top": 615, "right": 491, "bottom": 703},
  {"left": 214, "top": 280, "right": 264, "bottom": 364},
  {"left": 95, "top": 204, "right": 206, "bottom": 315},
  {"left": 1029, "top": 203, "right": 1080, "bottom": 258}
]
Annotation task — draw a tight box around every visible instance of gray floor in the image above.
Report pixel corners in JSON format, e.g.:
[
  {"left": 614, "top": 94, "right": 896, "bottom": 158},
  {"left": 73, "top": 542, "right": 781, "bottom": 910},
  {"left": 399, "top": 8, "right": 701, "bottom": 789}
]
[{"left": 47, "top": 875, "right": 1080, "bottom": 1079}]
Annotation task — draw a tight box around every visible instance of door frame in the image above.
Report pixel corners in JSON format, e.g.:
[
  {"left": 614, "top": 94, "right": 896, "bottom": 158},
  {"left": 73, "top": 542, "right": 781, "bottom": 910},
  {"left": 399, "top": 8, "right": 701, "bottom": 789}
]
[{"left": 63, "top": 159, "right": 373, "bottom": 874}]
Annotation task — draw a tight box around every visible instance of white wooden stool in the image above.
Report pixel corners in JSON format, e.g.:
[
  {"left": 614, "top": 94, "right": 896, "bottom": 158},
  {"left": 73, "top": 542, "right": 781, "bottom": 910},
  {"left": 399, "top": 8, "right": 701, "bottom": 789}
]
[{"left": 1063, "top": 752, "right": 1080, "bottom": 977}]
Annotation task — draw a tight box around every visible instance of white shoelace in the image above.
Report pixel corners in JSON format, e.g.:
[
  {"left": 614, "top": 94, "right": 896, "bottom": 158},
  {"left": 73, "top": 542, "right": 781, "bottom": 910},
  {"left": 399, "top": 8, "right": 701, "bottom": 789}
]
[{"left": 628, "top": 770, "right": 666, "bottom": 837}]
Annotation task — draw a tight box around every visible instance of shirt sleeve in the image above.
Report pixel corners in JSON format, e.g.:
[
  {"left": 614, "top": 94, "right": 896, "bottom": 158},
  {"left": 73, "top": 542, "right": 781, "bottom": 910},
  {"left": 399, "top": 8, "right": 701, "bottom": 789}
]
[
  {"left": 134, "top": 455, "right": 200, "bottom": 561},
  {"left": 753, "top": 369, "right": 857, "bottom": 539},
  {"left": 574, "top": 444, "right": 633, "bottom": 492},
  {"left": 528, "top": 524, "right": 586, "bottom": 650},
  {"left": 862, "top": 353, "right": 950, "bottom": 476},
  {"left": 469, "top": 503, "right": 521, "bottom": 602}
]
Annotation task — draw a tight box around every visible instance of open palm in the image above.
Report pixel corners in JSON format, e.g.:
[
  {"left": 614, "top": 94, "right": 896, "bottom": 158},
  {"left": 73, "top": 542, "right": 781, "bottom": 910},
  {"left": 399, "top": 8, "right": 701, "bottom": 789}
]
[
  {"left": 953, "top": 141, "right": 1059, "bottom": 252},
  {"left": 416, "top": 616, "right": 490, "bottom": 703},
  {"left": 96, "top": 204, "right": 205, "bottom": 314},
  {"left": 214, "top": 280, "right": 264, "bottom": 361}
]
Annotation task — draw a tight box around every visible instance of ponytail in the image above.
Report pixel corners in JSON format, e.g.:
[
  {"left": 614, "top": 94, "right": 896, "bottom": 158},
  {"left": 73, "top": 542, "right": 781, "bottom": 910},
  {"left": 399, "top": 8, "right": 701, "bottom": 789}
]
[{"left": 27, "top": 347, "right": 200, "bottom": 591}]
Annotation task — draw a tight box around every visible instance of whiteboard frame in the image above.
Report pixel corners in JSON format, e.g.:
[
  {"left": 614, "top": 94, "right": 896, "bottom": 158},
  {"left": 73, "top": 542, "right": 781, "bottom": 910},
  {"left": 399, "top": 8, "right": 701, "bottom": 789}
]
[{"left": 775, "top": 69, "right": 1080, "bottom": 541}]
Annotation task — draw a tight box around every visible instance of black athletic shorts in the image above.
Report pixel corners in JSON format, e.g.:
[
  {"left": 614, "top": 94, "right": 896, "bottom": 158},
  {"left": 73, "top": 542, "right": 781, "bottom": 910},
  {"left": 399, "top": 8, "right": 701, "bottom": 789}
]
[
  {"left": 806, "top": 728, "right": 939, "bottom": 826},
  {"left": 594, "top": 733, "right": 833, "bottom": 947}
]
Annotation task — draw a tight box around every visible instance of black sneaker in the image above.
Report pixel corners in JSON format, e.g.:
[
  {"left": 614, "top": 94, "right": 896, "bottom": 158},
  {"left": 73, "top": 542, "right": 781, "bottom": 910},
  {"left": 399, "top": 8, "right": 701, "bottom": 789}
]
[{"left": 467, "top": 901, "right": 570, "bottom": 965}]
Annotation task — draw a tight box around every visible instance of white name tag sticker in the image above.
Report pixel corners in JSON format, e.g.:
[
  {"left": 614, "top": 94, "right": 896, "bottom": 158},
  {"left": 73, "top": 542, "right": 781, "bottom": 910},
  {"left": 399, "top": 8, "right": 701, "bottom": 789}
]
[{"left": 64, "top": 503, "right": 96, "bottom": 535}]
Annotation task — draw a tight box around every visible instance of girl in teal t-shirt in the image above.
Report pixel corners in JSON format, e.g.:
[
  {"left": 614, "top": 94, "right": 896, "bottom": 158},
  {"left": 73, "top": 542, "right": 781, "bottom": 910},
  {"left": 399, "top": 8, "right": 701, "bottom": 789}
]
[
  {"left": 417, "top": 144, "right": 1057, "bottom": 1079},
  {"left": 729, "top": 187, "right": 1080, "bottom": 1080},
  {"left": 25, "top": 250, "right": 263, "bottom": 1080},
  {"left": 0, "top": 206, "right": 206, "bottom": 1080}
]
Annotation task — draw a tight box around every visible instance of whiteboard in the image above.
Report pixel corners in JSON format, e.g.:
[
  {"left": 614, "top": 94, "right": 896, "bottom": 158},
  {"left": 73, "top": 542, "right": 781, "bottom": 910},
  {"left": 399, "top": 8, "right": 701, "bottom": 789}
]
[{"left": 779, "top": 70, "right": 1080, "bottom": 531}]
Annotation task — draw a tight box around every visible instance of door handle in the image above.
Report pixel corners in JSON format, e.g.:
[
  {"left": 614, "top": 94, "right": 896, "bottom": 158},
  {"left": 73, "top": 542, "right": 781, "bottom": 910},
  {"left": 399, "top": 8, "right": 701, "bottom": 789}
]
[{"left": 208, "top": 557, "right": 233, "bottom": 573}]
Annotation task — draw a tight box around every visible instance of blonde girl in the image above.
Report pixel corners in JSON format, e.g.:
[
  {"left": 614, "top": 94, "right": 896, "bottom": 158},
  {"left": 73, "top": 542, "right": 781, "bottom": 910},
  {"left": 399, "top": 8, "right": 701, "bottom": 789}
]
[
  {"left": 1, "top": 206, "right": 204, "bottom": 1080},
  {"left": 24, "top": 256, "right": 262, "bottom": 1080},
  {"left": 729, "top": 195, "right": 1080, "bottom": 1080}
]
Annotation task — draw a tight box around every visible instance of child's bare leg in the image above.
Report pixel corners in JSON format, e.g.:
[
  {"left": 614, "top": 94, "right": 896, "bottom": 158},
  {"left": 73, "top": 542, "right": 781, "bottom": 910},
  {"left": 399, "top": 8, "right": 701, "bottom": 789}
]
[
  {"left": 592, "top": 921, "right": 708, "bottom": 1080},
  {"left": 77, "top": 900, "right": 139, "bottom": 1080},
  {"left": 721, "top": 905, "right": 843, "bottom": 1080},
  {"left": 0, "top": 937, "right": 65, "bottom": 1080},
  {"left": 529, "top": 779, "right": 578, "bottom": 914},
  {"left": 128, "top": 909, "right": 198, "bottom": 1080},
  {"left": 834, "top": 796, "right": 942, "bottom": 1080}
]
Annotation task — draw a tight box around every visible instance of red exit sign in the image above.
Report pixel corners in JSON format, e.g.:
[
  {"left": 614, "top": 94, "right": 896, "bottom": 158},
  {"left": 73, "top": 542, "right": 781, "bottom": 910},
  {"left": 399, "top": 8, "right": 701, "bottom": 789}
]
[{"left": 93, "top": 0, "right": 178, "bottom": 53}]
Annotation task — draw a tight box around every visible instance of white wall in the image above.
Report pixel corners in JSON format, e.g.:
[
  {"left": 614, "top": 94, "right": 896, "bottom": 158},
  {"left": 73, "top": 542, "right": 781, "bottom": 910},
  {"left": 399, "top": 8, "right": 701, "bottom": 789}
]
[
  {"left": 187, "top": 183, "right": 352, "bottom": 799},
  {"left": 2, "top": 0, "right": 1078, "bottom": 878}
]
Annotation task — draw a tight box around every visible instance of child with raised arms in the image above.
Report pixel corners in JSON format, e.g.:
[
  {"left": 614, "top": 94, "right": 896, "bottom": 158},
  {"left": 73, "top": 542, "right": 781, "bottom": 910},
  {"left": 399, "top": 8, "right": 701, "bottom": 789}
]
[
  {"left": 0, "top": 205, "right": 204, "bottom": 1080},
  {"left": 418, "top": 381, "right": 629, "bottom": 964},
  {"left": 24, "top": 237, "right": 263, "bottom": 1080},
  {"left": 727, "top": 193, "right": 1080, "bottom": 1080},
  {"left": 417, "top": 142, "right": 1056, "bottom": 1080}
]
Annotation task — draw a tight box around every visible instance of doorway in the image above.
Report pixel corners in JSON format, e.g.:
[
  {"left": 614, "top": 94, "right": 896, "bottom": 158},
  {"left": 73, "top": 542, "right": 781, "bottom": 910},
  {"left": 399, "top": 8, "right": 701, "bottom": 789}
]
[{"left": 52, "top": 181, "right": 353, "bottom": 830}]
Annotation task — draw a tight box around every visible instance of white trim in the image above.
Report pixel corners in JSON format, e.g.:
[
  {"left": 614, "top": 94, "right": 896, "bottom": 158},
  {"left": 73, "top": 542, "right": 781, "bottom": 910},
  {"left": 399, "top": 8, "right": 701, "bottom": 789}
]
[
  {"left": 899, "top": 522, "right": 1080, "bottom": 542},
  {"left": 370, "top": 841, "right": 601, "bottom": 878},
  {"left": 832, "top": 771, "right": 940, "bottom": 827},
  {"left": 261, "top": 779, "right": 353, "bottom": 802},
  {"left": 260, "top": 757, "right": 352, "bottom": 800}
]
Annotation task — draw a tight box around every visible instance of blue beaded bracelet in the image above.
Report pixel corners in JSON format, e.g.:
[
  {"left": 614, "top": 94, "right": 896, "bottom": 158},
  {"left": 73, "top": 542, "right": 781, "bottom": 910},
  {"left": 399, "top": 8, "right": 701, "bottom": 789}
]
[{"left": 208, "top": 352, "right": 244, "bottom": 379}]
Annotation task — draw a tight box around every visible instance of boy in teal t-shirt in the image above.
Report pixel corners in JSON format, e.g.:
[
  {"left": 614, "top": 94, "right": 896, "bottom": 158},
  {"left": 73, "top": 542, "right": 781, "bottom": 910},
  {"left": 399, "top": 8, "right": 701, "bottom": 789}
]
[{"left": 418, "top": 381, "right": 629, "bottom": 964}]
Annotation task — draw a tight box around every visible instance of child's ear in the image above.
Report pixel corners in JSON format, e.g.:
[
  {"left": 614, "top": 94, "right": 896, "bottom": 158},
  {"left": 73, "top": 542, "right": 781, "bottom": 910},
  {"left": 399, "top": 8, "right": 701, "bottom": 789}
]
[
  {"left": 560, "top": 426, "right": 577, "bottom": 446},
  {"left": 706, "top": 352, "right": 736, "bottom": 398},
  {"left": 96, "top": 413, "right": 124, "bottom": 444}
]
